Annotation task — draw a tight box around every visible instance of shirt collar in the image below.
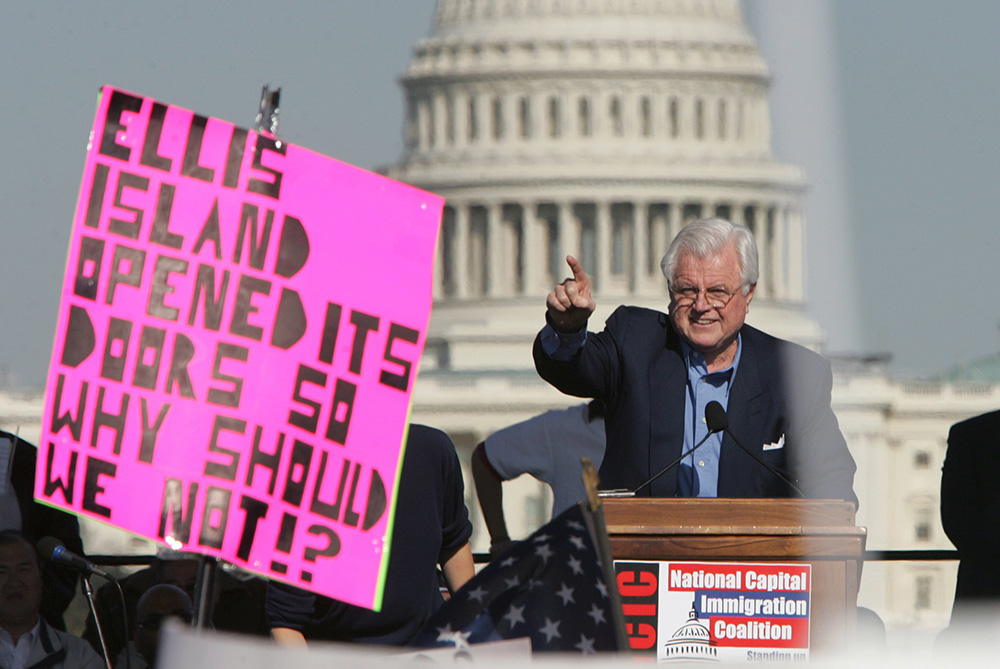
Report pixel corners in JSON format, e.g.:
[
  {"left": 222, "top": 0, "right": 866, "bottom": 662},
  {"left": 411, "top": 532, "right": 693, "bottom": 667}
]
[
  {"left": 680, "top": 334, "right": 742, "bottom": 379},
  {"left": 0, "top": 618, "right": 40, "bottom": 648}
]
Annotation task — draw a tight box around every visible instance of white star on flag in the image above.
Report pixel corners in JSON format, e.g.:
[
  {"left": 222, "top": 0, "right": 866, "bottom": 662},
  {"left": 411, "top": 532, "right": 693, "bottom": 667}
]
[
  {"left": 575, "top": 634, "right": 596, "bottom": 654},
  {"left": 541, "top": 617, "right": 561, "bottom": 642},
  {"left": 466, "top": 586, "right": 488, "bottom": 603},
  {"left": 503, "top": 604, "right": 527, "bottom": 629},
  {"left": 568, "top": 555, "right": 584, "bottom": 575},
  {"left": 436, "top": 625, "right": 472, "bottom": 649},
  {"left": 535, "top": 543, "right": 554, "bottom": 562},
  {"left": 409, "top": 503, "right": 620, "bottom": 654},
  {"left": 587, "top": 603, "right": 606, "bottom": 625}
]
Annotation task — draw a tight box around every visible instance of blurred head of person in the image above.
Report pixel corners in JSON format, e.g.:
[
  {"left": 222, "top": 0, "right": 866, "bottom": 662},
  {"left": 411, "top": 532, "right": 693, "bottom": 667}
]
[
  {"left": 134, "top": 583, "right": 194, "bottom": 667},
  {"left": 0, "top": 531, "right": 44, "bottom": 642}
]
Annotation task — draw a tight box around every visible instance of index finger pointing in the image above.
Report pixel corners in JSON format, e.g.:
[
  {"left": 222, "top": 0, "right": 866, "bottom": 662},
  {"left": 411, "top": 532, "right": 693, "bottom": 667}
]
[{"left": 565, "top": 255, "right": 590, "bottom": 284}]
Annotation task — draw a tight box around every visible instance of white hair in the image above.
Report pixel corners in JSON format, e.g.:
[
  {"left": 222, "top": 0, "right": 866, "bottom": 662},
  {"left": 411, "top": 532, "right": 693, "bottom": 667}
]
[{"left": 660, "top": 217, "right": 759, "bottom": 294}]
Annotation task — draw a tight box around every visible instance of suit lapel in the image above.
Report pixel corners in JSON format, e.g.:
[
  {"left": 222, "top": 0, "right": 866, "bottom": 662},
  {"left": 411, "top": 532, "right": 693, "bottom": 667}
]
[
  {"left": 647, "top": 317, "right": 687, "bottom": 497},
  {"left": 718, "top": 330, "right": 769, "bottom": 497}
]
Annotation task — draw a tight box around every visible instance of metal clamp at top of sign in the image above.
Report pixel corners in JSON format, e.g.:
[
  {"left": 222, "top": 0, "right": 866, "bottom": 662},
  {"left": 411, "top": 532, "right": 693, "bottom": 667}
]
[{"left": 255, "top": 84, "right": 281, "bottom": 138}]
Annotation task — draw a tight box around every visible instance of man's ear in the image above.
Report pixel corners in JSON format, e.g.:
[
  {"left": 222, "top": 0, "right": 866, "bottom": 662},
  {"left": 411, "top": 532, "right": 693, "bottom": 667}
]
[{"left": 745, "top": 283, "right": 757, "bottom": 306}]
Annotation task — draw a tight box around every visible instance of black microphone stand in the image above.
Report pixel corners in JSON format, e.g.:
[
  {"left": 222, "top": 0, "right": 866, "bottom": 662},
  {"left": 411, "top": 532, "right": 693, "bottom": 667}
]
[
  {"left": 704, "top": 400, "right": 806, "bottom": 498},
  {"left": 81, "top": 574, "right": 114, "bottom": 669},
  {"left": 631, "top": 427, "right": 722, "bottom": 496},
  {"left": 721, "top": 427, "right": 806, "bottom": 498}
]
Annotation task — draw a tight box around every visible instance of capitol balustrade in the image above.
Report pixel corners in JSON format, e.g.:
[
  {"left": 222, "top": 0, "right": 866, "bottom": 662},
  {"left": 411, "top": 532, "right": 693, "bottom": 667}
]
[{"left": 831, "top": 373, "right": 1000, "bottom": 417}]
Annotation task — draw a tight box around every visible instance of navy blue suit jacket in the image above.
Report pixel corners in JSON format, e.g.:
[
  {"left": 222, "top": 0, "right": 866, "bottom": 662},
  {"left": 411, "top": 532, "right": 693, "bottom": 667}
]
[
  {"left": 533, "top": 306, "right": 857, "bottom": 503},
  {"left": 941, "top": 410, "right": 1000, "bottom": 603}
]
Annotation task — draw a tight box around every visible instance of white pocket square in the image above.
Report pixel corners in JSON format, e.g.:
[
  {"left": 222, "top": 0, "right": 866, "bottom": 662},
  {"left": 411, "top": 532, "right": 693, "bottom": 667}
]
[{"left": 763, "top": 434, "right": 785, "bottom": 451}]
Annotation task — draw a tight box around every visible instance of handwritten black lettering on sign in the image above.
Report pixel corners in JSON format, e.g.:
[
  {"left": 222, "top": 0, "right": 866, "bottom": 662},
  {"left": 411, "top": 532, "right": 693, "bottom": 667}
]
[{"left": 37, "top": 86, "right": 444, "bottom": 609}]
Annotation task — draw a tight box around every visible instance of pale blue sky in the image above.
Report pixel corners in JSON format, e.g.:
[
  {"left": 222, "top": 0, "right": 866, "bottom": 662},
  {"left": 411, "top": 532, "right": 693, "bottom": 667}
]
[{"left": 2, "top": 1, "right": 998, "bottom": 389}]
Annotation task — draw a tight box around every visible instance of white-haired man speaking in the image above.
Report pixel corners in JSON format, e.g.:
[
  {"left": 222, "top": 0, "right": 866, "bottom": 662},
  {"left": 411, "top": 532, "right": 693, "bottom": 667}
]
[{"left": 534, "top": 218, "right": 856, "bottom": 503}]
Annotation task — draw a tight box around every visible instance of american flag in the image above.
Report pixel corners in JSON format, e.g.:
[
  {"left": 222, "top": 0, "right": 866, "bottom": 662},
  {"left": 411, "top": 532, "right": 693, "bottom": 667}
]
[{"left": 410, "top": 503, "right": 620, "bottom": 654}]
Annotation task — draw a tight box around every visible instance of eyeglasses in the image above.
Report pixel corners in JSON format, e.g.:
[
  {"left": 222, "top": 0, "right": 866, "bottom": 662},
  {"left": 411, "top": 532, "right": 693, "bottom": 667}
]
[{"left": 669, "top": 285, "right": 742, "bottom": 309}]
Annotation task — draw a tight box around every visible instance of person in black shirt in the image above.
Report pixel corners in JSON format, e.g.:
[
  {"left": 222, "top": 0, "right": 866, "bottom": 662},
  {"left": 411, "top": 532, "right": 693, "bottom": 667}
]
[{"left": 266, "top": 424, "right": 474, "bottom": 646}]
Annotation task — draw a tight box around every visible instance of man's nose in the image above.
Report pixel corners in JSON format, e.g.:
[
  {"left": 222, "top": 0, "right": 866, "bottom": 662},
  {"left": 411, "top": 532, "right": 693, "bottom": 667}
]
[{"left": 692, "top": 289, "right": 714, "bottom": 310}]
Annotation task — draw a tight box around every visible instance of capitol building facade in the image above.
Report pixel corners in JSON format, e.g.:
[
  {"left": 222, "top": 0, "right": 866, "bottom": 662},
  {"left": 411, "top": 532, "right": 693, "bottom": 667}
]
[{"left": 3, "top": 0, "right": 998, "bottom": 646}]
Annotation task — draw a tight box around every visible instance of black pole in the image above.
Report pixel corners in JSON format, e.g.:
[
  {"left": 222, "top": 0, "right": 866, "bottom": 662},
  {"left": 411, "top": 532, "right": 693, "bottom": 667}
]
[
  {"left": 581, "top": 457, "right": 631, "bottom": 654},
  {"left": 191, "top": 555, "right": 219, "bottom": 630}
]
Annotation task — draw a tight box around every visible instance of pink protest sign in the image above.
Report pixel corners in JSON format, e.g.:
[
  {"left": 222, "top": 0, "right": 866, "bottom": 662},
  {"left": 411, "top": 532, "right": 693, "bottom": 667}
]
[{"left": 35, "top": 86, "right": 444, "bottom": 610}]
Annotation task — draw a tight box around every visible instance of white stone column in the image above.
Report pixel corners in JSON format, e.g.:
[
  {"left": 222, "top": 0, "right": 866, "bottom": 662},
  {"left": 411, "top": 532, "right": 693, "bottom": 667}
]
[
  {"left": 433, "top": 92, "right": 446, "bottom": 149},
  {"left": 595, "top": 200, "right": 611, "bottom": 294},
  {"left": 417, "top": 98, "right": 431, "bottom": 151},
  {"left": 787, "top": 206, "right": 805, "bottom": 302},
  {"left": 668, "top": 200, "right": 683, "bottom": 246},
  {"left": 491, "top": 93, "right": 508, "bottom": 146},
  {"left": 486, "top": 201, "right": 503, "bottom": 296},
  {"left": 650, "top": 204, "right": 669, "bottom": 288},
  {"left": 735, "top": 98, "right": 745, "bottom": 143},
  {"left": 753, "top": 204, "right": 769, "bottom": 298},
  {"left": 531, "top": 90, "right": 544, "bottom": 143},
  {"left": 746, "top": 97, "right": 758, "bottom": 148},
  {"left": 467, "top": 92, "right": 480, "bottom": 145},
  {"left": 730, "top": 203, "right": 748, "bottom": 292},
  {"left": 446, "top": 93, "right": 457, "bottom": 146},
  {"left": 507, "top": 91, "right": 518, "bottom": 144},
  {"left": 771, "top": 205, "right": 787, "bottom": 301},
  {"left": 678, "top": 95, "right": 690, "bottom": 141},
  {"left": 570, "top": 90, "right": 582, "bottom": 138},
  {"left": 731, "top": 202, "right": 745, "bottom": 227},
  {"left": 633, "top": 201, "right": 648, "bottom": 294},
  {"left": 453, "top": 90, "right": 467, "bottom": 148},
  {"left": 522, "top": 202, "right": 545, "bottom": 296},
  {"left": 759, "top": 96, "right": 773, "bottom": 151},
  {"left": 490, "top": 91, "right": 510, "bottom": 146},
  {"left": 433, "top": 210, "right": 445, "bottom": 301},
  {"left": 453, "top": 203, "right": 470, "bottom": 299}
]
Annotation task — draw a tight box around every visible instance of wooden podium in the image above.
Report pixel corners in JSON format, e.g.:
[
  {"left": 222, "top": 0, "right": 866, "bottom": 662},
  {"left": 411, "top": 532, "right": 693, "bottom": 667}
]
[{"left": 601, "top": 498, "right": 866, "bottom": 653}]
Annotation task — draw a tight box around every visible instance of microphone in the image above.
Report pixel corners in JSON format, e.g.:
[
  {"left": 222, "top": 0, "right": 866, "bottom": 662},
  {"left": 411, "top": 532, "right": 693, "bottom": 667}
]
[
  {"left": 37, "top": 537, "right": 113, "bottom": 580},
  {"left": 707, "top": 404, "right": 806, "bottom": 498},
  {"left": 628, "top": 401, "right": 728, "bottom": 496},
  {"left": 705, "top": 400, "right": 728, "bottom": 432}
]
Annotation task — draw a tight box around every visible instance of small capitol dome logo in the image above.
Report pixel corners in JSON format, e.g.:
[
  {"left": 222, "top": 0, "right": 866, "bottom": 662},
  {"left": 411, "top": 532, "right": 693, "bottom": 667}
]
[{"left": 662, "top": 604, "right": 719, "bottom": 663}]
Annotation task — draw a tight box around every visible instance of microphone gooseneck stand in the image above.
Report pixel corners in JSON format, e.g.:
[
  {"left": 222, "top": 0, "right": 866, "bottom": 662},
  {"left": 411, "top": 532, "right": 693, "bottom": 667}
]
[
  {"left": 80, "top": 574, "right": 113, "bottom": 669},
  {"left": 630, "top": 426, "right": 722, "bottom": 496},
  {"left": 704, "top": 400, "right": 806, "bottom": 498},
  {"left": 598, "top": 400, "right": 805, "bottom": 498}
]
